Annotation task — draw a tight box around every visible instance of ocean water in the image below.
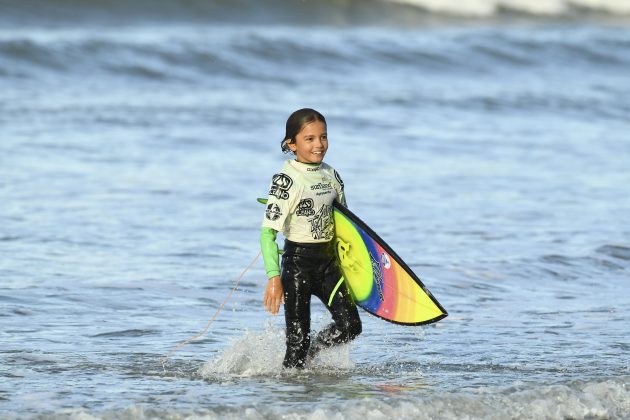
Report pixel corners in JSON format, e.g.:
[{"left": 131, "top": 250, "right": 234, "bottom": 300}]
[{"left": 1, "top": 0, "right": 630, "bottom": 418}]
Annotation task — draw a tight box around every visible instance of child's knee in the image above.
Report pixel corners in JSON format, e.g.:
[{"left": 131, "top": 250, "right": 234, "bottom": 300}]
[
  {"left": 347, "top": 318, "right": 361, "bottom": 340},
  {"left": 336, "top": 317, "right": 361, "bottom": 342}
]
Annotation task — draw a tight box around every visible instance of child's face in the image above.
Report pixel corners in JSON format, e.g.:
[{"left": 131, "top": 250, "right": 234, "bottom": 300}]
[{"left": 289, "top": 120, "right": 328, "bottom": 164}]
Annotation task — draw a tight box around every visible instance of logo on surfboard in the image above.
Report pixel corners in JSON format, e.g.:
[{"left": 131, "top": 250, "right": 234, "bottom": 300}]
[
  {"left": 381, "top": 252, "right": 391, "bottom": 270},
  {"left": 370, "top": 253, "right": 384, "bottom": 301}
]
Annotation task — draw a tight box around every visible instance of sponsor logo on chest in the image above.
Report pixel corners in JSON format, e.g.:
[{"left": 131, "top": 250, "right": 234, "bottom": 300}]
[
  {"left": 310, "top": 182, "right": 333, "bottom": 191},
  {"left": 296, "top": 199, "right": 315, "bottom": 217}
]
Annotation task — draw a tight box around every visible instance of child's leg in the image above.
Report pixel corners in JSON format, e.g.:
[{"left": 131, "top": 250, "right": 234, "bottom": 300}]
[
  {"left": 281, "top": 256, "right": 312, "bottom": 368},
  {"left": 310, "top": 261, "right": 362, "bottom": 357}
]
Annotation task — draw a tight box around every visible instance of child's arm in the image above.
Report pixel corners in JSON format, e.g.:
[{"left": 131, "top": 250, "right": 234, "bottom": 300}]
[
  {"left": 260, "top": 227, "right": 284, "bottom": 314},
  {"left": 337, "top": 190, "right": 347, "bottom": 207},
  {"left": 260, "top": 227, "right": 280, "bottom": 278},
  {"left": 333, "top": 169, "right": 347, "bottom": 207}
]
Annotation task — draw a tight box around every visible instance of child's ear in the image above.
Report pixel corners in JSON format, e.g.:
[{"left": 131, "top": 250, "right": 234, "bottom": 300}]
[{"left": 287, "top": 139, "right": 297, "bottom": 152}]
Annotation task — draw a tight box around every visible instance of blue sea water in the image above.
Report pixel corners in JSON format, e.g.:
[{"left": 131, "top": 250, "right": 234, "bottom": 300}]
[{"left": 1, "top": 0, "right": 629, "bottom": 418}]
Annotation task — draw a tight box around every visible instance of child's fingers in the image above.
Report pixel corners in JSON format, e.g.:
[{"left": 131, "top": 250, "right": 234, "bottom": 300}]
[
  {"left": 271, "top": 295, "right": 280, "bottom": 314},
  {"left": 263, "top": 292, "right": 272, "bottom": 312},
  {"left": 263, "top": 292, "right": 280, "bottom": 315}
]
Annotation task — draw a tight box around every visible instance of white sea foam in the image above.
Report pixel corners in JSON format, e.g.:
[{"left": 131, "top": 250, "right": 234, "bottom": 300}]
[
  {"left": 3, "top": 0, "right": 630, "bottom": 28},
  {"left": 199, "top": 326, "right": 286, "bottom": 377},
  {"left": 387, "top": 0, "right": 630, "bottom": 16},
  {"left": 15, "top": 377, "right": 628, "bottom": 419},
  {"left": 198, "top": 324, "right": 354, "bottom": 378}
]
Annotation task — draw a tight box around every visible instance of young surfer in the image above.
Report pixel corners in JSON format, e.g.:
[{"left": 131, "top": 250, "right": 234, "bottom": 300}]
[{"left": 261, "top": 108, "right": 362, "bottom": 369}]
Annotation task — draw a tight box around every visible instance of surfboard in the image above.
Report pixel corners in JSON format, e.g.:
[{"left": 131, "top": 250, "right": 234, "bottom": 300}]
[
  {"left": 257, "top": 198, "right": 447, "bottom": 325},
  {"left": 333, "top": 202, "right": 447, "bottom": 325}
]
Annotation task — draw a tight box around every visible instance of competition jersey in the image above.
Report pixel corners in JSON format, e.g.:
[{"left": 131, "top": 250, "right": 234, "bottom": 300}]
[{"left": 262, "top": 159, "right": 346, "bottom": 243}]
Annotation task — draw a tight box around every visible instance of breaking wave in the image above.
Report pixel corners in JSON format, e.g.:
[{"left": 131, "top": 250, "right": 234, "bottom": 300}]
[
  {"left": 2, "top": 0, "right": 630, "bottom": 26},
  {"left": 2, "top": 26, "right": 630, "bottom": 82}
]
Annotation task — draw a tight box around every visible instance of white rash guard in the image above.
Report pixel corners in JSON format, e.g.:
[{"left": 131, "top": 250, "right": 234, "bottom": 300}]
[{"left": 262, "top": 159, "right": 346, "bottom": 243}]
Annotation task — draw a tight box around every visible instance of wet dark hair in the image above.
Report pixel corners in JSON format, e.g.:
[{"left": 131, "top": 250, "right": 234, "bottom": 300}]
[{"left": 281, "top": 108, "right": 327, "bottom": 154}]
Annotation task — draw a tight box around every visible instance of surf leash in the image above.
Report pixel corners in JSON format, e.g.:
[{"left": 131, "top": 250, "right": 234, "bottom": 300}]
[
  {"left": 161, "top": 250, "right": 261, "bottom": 369},
  {"left": 327, "top": 276, "right": 346, "bottom": 306}
]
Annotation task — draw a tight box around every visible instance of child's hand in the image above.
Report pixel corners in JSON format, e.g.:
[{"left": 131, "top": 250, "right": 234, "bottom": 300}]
[{"left": 263, "top": 276, "right": 284, "bottom": 315}]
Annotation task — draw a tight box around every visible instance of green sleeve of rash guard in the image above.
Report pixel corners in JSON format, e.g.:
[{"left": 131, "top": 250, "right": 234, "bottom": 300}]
[{"left": 260, "top": 227, "right": 280, "bottom": 279}]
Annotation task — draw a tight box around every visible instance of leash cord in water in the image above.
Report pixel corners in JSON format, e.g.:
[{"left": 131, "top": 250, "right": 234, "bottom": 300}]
[{"left": 161, "top": 250, "right": 261, "bottom": 369}]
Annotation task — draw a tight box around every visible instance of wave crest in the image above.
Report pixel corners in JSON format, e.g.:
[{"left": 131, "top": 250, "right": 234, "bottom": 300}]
[
  {"left": 2, "top": 0, "right": 630, "bottom": 27},
  {"left": 390, "top": 0, "right": 630, "bottom": 17},
  {"left": 2, "top": 28, "right": 629, "bottom": 82}
]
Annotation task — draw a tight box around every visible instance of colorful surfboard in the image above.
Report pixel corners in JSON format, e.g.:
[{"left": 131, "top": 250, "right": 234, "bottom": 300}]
[
  {"left": 333, "top": 203, "right": 447, "bottom": 325},
  {"left": 257, "top": 198, "right": 447, "bottom": 325}
]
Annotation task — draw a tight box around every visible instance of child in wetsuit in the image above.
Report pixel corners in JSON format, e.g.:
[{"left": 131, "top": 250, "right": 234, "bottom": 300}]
[{"left": 260, "top": 108, "right": 362, "bottom": 369}]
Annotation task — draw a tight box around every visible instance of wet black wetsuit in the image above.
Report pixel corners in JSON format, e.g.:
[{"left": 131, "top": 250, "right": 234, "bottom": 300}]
[{"left": 281, "top": 239, "right": 362, "bottom": 369}]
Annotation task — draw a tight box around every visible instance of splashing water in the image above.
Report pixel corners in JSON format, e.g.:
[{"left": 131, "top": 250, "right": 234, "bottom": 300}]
[{"left": 199, "top": 323, "right": 355, "bottom": 378}]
